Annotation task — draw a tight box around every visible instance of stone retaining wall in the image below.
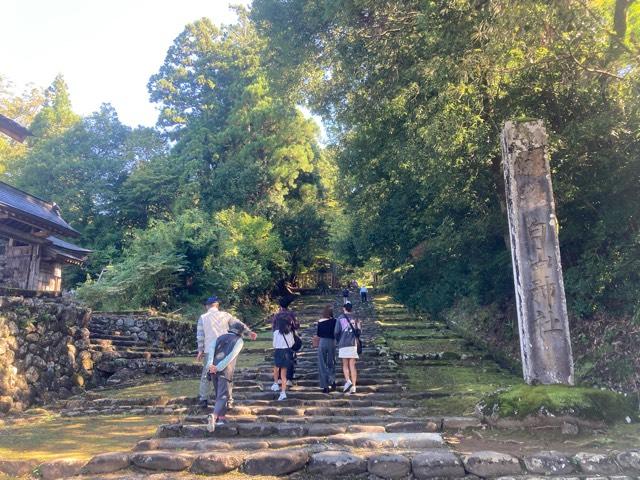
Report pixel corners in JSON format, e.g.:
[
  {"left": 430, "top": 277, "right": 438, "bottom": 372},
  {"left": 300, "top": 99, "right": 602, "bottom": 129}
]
[
  {"left": 91, "top": 312, "right": 195, "bottom": 353},
  {"left": 0, "top": 295, "right": 94, "bottom": 413}
]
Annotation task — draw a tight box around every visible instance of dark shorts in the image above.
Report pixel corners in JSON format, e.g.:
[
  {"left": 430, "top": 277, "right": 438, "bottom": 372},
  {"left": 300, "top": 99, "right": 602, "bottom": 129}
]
[{"left": 274, "top": 348, "right": 293, "bottom": 368}]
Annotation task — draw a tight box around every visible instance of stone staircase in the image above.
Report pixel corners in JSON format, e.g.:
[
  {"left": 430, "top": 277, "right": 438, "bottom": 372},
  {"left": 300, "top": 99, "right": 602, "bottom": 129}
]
[
  {"left": 7, "top": 294, "right": 639, "bottom": 479},
  {"left": 89, "top": 315, "right": 175, "bottom": 361},
  {"left": 81, "top": 313, "right": 197, "bottom": 387}
]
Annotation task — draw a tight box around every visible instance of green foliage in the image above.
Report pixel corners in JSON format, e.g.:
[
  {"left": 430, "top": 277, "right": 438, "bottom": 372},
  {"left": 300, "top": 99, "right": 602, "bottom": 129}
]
[
  {"left": 77, "top": 208, "right": 287, "bottom": 310},
  {"left": 210, "top": 208, "right": 288, "bottom": 304},
  {"left": 0, "top": 77, "right": 43, "bottom": 173},
  {"left": 253, "top": 0, "right": 640, "bottom": 320},
  {"left": 28, "top": 75, "right": 80, "bottom": 141},
  {"left": 5, "top": 100, "right": 172, "bottom": 285},
  {"left": 147, "top": 13, "right": 333, "bottom": 283},
  {"left": 479, "top": 384, "right": 637, "bottom": 424}
]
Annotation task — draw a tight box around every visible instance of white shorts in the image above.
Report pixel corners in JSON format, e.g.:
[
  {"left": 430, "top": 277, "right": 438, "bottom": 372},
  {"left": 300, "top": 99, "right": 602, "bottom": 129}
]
[{"left": 339, "top": 346, "right": 359, "bottom": 359}]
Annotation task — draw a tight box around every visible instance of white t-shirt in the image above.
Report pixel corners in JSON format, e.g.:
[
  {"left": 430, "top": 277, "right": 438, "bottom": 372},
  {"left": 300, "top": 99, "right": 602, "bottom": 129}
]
[
  {"left": 360, "top": 286, "right": 368, "bottom": 293},
  {"left": 273, "top": 330, "right": 295, "bottom": 349}
]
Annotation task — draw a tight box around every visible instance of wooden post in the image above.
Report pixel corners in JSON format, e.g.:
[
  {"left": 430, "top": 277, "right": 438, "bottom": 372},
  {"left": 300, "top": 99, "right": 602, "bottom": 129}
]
[
  {"left": 501, "top": 120, "right": 574, "bottom": 385},
  {"left": 26, "top": 244, "right": 41, "bottom": 290}
]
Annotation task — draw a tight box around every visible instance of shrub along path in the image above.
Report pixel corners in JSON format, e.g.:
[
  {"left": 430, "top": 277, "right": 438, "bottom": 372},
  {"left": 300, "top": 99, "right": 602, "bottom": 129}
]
[{"left": 1, "top": 294, "right": 639, "bottom": 479}]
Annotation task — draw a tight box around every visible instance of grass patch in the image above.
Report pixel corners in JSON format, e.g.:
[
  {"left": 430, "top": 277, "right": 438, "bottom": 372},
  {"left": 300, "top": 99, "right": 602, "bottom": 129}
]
[
  {"left": 478, "top": 384, "right": 638, "bottom": 423},
  {"left": 0, "top": 414, "right": 174, "bottom": 461},
  {"left": 403, "top": 362, "right": 520, "bottom": 415},
  {"left": 237, "top": 352, "right": 269, "bottom": 369},
  {"left": 384, "top": 328, "right": 455, "bottom": 339},
  {"left": 387, "top": 338, "right": 469, "bottom": 354},
  {"left": 417, "top": 395, "right": 482, "bottom": 416},
  {"left": 102, "top": 378, "right": 199, "bottom": 399},
  {"left": 163, "top": 356, "right": 196, "bottom": 365},
  {"left": 404, "top": 363, "right": 519, "bottom": 395}
]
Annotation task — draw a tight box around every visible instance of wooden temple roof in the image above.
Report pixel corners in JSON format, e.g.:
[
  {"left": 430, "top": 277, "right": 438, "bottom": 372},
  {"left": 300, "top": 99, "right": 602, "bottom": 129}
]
[
  {"left": 0, "top": 181, "right": 79, "bottom": 238},
  {"left": 0, "top": 114, "right": 32, "bottom": 143},
  {"left": 46, "top": 235, "right": 92, "bottom": 265}
]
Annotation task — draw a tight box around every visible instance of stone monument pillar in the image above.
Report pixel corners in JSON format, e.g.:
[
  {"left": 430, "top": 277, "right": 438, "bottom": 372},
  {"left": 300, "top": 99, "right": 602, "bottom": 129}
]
[{"left": 501, "top": 120, "right": 574, "bottom": 385}]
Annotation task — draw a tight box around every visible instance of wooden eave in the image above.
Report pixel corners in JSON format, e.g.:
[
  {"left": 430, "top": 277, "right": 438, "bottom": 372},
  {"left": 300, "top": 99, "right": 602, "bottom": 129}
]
[
  {"left": 0, "top": 114, "right": 32, "bottom": 143},
  {"left": 0, "top": 222, "right": 50, "bottom": 245},
  {"left": 0, "top": 204, "right": 78, "bottom": 238}
]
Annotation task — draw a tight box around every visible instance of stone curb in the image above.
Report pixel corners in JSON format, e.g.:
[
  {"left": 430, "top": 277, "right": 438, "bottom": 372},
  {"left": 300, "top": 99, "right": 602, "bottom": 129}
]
[{"left": 3, "top": 447, "right": 636, "bottom": 479}]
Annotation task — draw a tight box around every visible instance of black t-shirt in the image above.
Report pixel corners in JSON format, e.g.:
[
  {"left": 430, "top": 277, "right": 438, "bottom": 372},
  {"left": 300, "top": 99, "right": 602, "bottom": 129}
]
[{"left": 317, "top": 317, "right": 337, "bottom": 338}]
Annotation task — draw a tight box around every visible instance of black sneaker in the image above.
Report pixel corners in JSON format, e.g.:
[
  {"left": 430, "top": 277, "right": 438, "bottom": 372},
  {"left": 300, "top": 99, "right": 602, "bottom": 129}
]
[
  {"left": 198, "top": 399, "right": 208, "bottom": 409},
  {"left": 322, "top": 387, "right": 330, "bottom": 394},
  {"left": 330, "top": 382, "right": 337, "bottom": 392}
]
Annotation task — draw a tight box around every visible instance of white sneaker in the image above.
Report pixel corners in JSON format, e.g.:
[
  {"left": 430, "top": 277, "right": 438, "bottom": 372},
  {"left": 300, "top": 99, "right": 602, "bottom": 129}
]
[
  {"left": 270, "top": 383, "right": 279, "bottom": 392},
  {"left": 343, "top": 380, "right": 353, "bottom": 392},
  {"left": 206, "top": 414, "right": 216, "bottom": 433},
  {"left": 277, "top": 392, "right": 287, "bottom": 401},
  {"left": 286, "top": 380, "right": 293, "bottom": 387}
]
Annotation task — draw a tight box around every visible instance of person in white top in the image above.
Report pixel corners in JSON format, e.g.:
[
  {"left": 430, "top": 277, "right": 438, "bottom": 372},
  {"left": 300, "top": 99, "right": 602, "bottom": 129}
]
[
  {"left": 196, "top": 295, "right": 257, "bottom": 408},
  {"left": 360, "top": 285, "right": 368, "bottom": 303},
  {"left": 269, "top": 298, "right": 298, "bottom": 401}
]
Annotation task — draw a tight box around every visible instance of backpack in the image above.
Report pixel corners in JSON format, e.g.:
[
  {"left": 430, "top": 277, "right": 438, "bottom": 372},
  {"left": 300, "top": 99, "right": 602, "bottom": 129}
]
[{"left": 344, "top": 315, "right": 363, "bottom": 355}]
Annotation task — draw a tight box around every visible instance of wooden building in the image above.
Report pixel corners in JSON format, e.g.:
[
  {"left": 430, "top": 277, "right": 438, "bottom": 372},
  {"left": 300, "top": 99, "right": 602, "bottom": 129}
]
[
  {"left": 0, "top": 113, "right": 32, "bottom": 143},
  {"left": 0, "top": 181, "right": 90, "bottom": 292}
]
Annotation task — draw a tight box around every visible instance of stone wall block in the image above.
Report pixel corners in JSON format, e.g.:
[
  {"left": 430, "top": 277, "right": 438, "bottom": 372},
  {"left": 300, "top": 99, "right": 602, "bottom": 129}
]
[
  {"left": 617, "top": 450, "right": 640, "bottom": 473},
  {"left": 574, "top": 452, "right": 620, "bottom": 475},
  {"left": 463, "top": 451, "right": 523, "bottom": 477}
]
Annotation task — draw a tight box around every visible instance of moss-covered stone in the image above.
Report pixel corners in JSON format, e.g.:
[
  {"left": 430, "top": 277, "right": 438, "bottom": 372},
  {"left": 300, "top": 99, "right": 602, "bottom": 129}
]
[{"left": 478, "top": 384, "right": 636, "bottom": 424}]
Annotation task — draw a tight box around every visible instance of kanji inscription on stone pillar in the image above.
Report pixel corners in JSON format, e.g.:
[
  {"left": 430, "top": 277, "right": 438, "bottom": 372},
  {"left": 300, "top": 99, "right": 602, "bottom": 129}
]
[{"left": 501, "top": 120, "right": 574, "bottom": 385}]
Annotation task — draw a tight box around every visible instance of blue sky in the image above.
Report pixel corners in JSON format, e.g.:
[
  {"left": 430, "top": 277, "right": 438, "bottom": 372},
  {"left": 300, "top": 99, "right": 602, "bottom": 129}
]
[{"left": 1, "top": 0, "right": 251, "bottom": 127}]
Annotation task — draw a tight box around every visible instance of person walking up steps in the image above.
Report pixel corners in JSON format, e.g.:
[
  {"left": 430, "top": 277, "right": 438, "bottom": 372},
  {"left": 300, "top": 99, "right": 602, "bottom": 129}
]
[
  {"left": 316, "top": 304, "right": 337, "bottom": 393},
  {"left": 342, "top": 287, "right": 350, "bottom": 305},
  {"left": 335, "top": 302, "right": 362, "bottom": 394},
  {"left": 205, "top": 321, "right": 249, "bottom": 432},
  {"left": 360, "top": 285, "right": 368, "bottom": 303},
  {"left": 269, "top": 297, "right": 300, "bottom": 388},
  {"left": 271, "top": 308, "right": 296, "bottom": 401},
  {"left": 196, "top": 296, "right": 257, "bottom": 409}
]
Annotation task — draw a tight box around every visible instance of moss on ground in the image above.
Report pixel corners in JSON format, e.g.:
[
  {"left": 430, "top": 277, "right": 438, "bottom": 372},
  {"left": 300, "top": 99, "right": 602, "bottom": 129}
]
[
  {"left": 162, "top": 355, "right": 196, "bottom": 365},
  {"left": 404, "top": 362, "right": 519, "bottom": 394},
  {"left": 385, "top": 328, "right": 455, "bottom": 339},
  {"left": 0, "top": 414, "right": 175, "bottom": 461},
  {"left": 479, "top": 384, "right": 638, "bottom": 423},
  {"left": 101, "top": 378, "right": 199, "bottom": 399},
  {"left": 402, "top": 360, "right": 521, "bottom": 415},
  {"left": 387, "top": 337, "right": 469, "bottom": 354}
]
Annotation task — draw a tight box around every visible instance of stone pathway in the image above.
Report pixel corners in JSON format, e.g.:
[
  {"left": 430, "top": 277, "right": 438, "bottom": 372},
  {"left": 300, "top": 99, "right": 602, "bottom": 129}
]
[{"left": 2, "top": 294, "right": 639, "bottom": 479}]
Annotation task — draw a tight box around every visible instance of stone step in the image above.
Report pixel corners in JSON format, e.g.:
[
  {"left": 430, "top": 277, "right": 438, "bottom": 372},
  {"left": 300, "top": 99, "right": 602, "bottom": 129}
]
[
  {"left": 90, "top": 332, "right": 138, "bottom": 341},
  {"left": 254, "top": 371, "right": 406, "bottom": 381},
  {"left": 134, "top": 426, "right": 446, "bottom": 456},
  {"left": 173, "top": 396, "right": 420, "bottom": 409},
  {"left": 18, "top": 442, "right": 640, "bottom": 479},
  {"left": 182, "top": 414, "right": 437, "bottom": 429},
  {"left": 91, "top": 338, "right": 161, "bottom": 348},
  {"left": 230, "top": 383, "right": 402, "bottom": 394},
  {"left": 156, "top": 420, "right": 448, "bottom": 439},
  {"left": 225, "top": 390, "right": 434, "bottom": 402},
  {"left": 99, "top": 350, "right": 175, "bottom": 359},
  {"left": 61, "top": 405, "right": 190, "bottom": 417},
  {"left": 244, "top": 378, "right": 400, "bottom": 387}
]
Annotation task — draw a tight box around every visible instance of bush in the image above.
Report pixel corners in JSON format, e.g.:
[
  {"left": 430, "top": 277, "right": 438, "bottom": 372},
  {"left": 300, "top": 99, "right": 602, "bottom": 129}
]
[{"left": 77, "top": 208, "right": 287, "bottom": 310}]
